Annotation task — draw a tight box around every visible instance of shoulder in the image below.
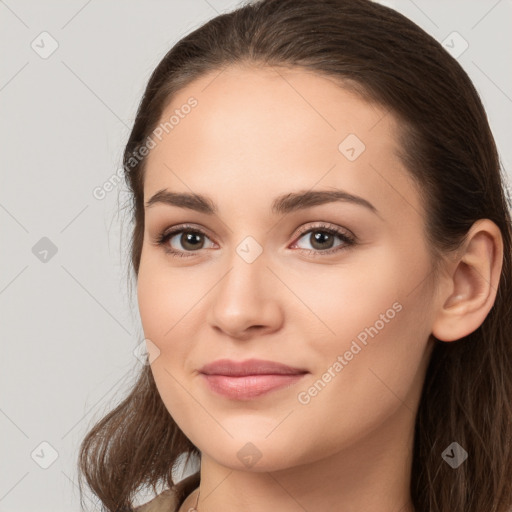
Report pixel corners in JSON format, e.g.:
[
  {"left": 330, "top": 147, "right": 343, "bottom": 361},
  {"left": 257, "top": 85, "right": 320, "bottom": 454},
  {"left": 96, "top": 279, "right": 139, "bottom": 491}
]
[
  {"left": 134, "top": 488, "right": 178, "bottom": 512},
  {"left": 134, "top": 472, "right": 200, "bottom": 512}
]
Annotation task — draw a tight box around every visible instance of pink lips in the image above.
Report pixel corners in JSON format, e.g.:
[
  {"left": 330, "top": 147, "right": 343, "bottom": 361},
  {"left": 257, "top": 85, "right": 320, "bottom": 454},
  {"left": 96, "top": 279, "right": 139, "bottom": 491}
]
[{"left": 199, "top": 358, "right": 309, "bottom": 400}]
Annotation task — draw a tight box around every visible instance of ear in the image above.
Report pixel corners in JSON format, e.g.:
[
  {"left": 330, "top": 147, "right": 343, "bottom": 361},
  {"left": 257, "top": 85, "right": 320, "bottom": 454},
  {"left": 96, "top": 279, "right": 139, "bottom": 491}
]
[{"left": 431, "top": 219, "right": 504, "bottom": 342}]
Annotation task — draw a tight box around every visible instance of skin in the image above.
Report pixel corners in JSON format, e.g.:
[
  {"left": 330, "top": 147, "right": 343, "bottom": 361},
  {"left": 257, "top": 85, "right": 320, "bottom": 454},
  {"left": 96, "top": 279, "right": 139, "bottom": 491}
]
[{"left": 137, "top": 64, "right": 503, "bottom": 512}]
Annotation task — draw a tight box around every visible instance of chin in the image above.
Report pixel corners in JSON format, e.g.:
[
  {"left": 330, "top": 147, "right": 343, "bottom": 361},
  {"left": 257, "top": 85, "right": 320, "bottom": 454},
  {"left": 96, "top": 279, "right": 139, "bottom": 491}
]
[{"left": 196, "top": 431, "right": 307, "bottom": 472}]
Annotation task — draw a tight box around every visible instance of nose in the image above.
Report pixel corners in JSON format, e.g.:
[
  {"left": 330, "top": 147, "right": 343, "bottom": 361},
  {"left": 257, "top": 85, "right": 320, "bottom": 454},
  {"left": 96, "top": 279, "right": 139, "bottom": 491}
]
[{"left": 206, "top": 248, "right": 284, "bottom": 340}]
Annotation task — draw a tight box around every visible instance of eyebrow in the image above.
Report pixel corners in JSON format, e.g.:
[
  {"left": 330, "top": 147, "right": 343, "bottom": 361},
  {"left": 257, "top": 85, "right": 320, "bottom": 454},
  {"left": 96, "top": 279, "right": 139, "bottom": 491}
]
[{"left": 145, "top": 188, "right": 379, "bottom": 216}]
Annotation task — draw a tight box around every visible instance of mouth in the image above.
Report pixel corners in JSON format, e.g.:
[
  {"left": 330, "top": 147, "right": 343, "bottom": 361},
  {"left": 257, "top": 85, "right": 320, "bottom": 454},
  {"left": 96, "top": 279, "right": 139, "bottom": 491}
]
[
  {"left": 200, "top": 373, "right": 308, "bottom": 400},
  {"left": 199, "top": 358, "right": 309, "bottom": 400}
]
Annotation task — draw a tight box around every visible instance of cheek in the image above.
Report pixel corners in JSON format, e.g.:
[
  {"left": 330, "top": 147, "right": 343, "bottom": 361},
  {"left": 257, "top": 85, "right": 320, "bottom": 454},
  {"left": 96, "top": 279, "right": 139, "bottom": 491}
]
[
  {"left": 136, "top": 259, "right": 200, "bottom": 427},
  {"left": 289, "top": 299, "right": 431, "bottom": 466},
  {"left": 291, "top": 246, "right": 433, "bottom": 432},
  {"left": 283, "top": 248, "right": 405, "bottom": 344},
  {"left": 136, "top": 255, "right": 211, "bottom": 412},
  {"left": 137, "top": 252, "right": 204, "bottom": 343}
]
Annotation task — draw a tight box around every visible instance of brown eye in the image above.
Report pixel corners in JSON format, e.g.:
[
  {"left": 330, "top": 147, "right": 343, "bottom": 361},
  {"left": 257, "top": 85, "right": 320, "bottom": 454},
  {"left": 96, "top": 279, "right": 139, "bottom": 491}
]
[
  {"left": 156, "top": 226, "right": 215, "bottom": 257},
  {"left": 292, "top": 225, "right": 355, "bottom": 256},
  {"left": 305, "top": 230, "right": 337, "bottom": 250},
  {"left": 175, "top": 231, "right": 206, "bottom": 251},
  {"left": 165, "top": 229, "right": 215, "bottom": 252}
]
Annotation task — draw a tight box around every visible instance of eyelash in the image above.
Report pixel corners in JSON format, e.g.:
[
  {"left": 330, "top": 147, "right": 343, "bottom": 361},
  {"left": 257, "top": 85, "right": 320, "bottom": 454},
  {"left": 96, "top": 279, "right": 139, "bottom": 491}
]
[{"left": 153, "top": 222, "right": 356, "bottom": 259}]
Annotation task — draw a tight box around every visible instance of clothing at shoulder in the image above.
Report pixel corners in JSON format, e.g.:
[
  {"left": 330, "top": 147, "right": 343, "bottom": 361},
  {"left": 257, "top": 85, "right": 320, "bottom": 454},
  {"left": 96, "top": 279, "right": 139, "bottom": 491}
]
[{"left": 134, "top": 472, "right": 200, "bottom": 512}]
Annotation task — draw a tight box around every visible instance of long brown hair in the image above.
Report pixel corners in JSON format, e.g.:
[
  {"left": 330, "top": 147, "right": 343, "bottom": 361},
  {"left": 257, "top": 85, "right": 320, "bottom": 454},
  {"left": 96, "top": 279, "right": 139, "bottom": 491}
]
[{"left": 77, "top": 0, "right": 512, "bottom": 510}]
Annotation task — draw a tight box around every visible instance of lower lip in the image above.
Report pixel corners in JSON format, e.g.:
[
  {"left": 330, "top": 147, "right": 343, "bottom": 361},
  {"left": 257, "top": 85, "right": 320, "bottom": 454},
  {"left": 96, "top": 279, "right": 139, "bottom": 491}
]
[{"left": 201, "top": 373, "right": 307, "bottom": 399}]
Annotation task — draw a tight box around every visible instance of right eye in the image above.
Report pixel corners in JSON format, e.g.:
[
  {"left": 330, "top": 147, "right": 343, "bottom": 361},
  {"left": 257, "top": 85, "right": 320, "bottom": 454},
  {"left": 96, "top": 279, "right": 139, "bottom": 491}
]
[{"left": 154, "top": 225, "right": 216, "bottom": 258}]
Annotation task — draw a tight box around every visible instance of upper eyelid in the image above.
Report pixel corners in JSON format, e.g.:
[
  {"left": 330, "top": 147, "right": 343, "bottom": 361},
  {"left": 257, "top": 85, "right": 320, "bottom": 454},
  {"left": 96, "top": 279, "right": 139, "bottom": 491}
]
[
  {"left": 163, "top": 223, "right": 215, "bottom": 241},
  {"left": 295, "top": 222, "right": 353, "bottom": 236}
]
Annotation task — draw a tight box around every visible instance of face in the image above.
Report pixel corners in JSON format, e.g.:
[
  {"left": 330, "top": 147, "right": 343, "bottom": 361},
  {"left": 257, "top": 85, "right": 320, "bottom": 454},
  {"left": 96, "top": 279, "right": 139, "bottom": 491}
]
[{"left": 137, "top": 64, "right": 437, "bottom": 471}]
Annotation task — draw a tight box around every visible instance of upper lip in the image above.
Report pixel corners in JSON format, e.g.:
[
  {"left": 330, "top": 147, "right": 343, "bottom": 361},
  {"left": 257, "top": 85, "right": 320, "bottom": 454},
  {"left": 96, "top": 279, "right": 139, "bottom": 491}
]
[{"left": 199, "top": 358, "right": 308, "bottom": 376}]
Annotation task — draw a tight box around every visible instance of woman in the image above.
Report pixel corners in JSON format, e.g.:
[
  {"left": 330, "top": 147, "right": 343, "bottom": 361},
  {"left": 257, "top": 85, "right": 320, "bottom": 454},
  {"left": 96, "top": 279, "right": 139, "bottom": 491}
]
[{"left": 78, "top": 0, "right": 512, "bottom": 511}]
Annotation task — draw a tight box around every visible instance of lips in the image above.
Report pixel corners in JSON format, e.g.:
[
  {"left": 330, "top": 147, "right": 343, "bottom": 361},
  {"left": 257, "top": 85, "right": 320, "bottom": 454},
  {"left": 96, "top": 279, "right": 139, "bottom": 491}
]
[
  {"left": 199, "top": 358, "right": 309, "bottom": 400},
  {"left": 199, "top": 358, "right": 308, "bottom": 376}
]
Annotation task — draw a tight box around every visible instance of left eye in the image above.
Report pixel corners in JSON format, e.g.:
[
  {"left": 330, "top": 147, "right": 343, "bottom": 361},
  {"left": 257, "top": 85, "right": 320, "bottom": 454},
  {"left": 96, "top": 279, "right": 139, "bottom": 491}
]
[{"left": 292, "top": 227, "right": 354, "bottom": 252}]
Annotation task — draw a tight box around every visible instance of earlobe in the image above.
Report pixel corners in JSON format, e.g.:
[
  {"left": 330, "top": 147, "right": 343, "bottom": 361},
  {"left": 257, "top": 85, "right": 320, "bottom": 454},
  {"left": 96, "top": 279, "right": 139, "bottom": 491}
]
[{"left": 431, "top": 219, "right": 503, "bottom": 342}]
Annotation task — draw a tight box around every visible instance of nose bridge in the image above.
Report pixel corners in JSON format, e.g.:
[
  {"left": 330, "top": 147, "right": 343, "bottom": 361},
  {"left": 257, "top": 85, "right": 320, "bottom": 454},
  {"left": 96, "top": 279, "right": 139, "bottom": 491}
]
[
  {"left": 207, "top": 235, "right": 283, "bottom": 336},
  {"left": 217, "top": 235, "right": 269, "bottom": 306}
]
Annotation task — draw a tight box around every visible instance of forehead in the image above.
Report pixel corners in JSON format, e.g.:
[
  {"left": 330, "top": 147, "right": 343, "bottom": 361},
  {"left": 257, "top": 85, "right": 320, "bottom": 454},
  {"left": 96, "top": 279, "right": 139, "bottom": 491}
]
[
  {"left": 143, "top": 64, "right": 422, "bottom": 222},
  {"left": 152, "top": 64, "right": 390, "bottom": 158}
]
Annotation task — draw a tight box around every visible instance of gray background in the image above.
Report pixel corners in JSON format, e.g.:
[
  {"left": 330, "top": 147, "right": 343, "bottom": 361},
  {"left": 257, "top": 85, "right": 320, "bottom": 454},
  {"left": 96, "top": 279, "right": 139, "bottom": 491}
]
[{"left": 1, "top": 0, "right": 511, "bottom": 510}]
